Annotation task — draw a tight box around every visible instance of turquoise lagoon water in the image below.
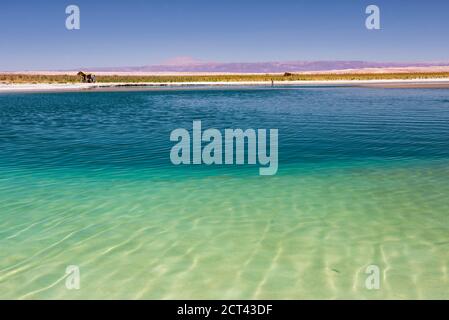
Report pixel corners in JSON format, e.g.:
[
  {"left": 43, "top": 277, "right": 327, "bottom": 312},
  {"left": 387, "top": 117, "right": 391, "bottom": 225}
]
[{"left": 0, "top": 87, "right": 449, "bottom": 299}]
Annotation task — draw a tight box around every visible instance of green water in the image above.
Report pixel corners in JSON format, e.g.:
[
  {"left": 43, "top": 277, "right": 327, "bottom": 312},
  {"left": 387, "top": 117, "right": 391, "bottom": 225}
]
[{"left": 0, "top": 87, "right": 448, "bottom": 299}]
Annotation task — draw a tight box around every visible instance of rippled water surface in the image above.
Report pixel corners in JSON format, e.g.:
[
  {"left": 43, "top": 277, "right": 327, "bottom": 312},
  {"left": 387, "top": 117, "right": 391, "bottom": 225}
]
[{"left": 1, "top": 87, "right": 449, "bottom": 299}]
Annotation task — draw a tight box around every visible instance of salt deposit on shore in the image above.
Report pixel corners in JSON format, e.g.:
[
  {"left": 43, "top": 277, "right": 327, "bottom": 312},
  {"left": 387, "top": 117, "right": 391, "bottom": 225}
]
[{"left": 1, "top": 78, "right": 449, "bottom": 93}]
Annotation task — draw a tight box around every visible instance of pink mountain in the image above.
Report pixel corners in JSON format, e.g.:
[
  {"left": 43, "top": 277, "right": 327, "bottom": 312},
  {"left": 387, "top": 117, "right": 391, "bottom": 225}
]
[{"left": 79, "top": 60, "right": 449, "bottom": 74}]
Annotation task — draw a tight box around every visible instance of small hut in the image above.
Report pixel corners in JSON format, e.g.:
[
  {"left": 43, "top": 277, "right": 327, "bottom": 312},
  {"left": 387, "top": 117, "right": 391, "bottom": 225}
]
[{"left": 77, "top": 71, "right": 96, "bottom": 83}]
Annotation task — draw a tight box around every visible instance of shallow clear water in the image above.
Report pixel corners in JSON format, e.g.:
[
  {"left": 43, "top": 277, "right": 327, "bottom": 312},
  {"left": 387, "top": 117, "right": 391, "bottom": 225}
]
[{"left": 0, "top": 87, "right": 449, "bottom": 299}]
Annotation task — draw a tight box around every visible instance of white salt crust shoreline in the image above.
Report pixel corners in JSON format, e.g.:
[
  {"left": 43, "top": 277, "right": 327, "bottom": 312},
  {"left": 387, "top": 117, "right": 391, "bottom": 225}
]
[{"left": 1, "top": 78, "right": 449, "bottom": 93}]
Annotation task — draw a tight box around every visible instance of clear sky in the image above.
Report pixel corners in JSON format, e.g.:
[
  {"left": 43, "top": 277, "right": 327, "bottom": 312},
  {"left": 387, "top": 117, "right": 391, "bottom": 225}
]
[{"left": 1, "top": 0, "right": 449, "bottom": 70}]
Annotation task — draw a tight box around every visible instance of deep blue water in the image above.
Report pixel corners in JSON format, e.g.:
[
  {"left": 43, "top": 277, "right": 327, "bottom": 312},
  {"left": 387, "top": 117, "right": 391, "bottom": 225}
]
[{"left": 1, "top": 87, "right": 449, "bottom": 173}]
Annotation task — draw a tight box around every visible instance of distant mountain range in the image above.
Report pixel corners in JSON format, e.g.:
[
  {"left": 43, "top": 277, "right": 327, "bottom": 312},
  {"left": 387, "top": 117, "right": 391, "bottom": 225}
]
[{"left": 81, "top": 60, "right": 449, "bottom": 74}]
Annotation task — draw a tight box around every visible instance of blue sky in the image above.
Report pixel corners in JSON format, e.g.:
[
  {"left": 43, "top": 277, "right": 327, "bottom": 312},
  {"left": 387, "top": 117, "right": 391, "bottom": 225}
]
[{"left": 1, "top": 0, "right": 449, "bottom": 70}]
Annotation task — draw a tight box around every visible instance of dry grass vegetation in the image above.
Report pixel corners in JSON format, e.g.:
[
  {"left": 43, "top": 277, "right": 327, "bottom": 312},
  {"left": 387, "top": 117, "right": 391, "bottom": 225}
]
[{"left": 1, "top": 72, "right": 449, "bottom": 84}]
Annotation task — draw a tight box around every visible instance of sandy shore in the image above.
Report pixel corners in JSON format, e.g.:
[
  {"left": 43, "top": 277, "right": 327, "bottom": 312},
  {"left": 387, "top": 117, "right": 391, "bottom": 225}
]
[{"left": 1, "top": 78, "right": 449, "bottom": 93}]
